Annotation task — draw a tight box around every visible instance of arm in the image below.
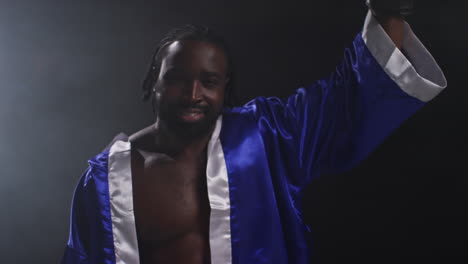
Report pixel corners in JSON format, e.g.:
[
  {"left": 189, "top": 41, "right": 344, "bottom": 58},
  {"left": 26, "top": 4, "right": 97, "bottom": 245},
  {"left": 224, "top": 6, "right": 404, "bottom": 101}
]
[
  {"left": 246, "top": 7, "right": 447, "bottom": 188},
  {"left": 61, "top": 171, "right": 90, "bottom": 264},
  {"left": 62, "top": 147, "right": 134, "bottom": 263}
]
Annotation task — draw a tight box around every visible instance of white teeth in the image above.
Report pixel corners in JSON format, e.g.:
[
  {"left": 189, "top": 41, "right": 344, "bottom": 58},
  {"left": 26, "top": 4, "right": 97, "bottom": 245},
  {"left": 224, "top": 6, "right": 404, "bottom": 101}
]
[{"left": 181, "top": 112, "right": 202, "bottom": 118}]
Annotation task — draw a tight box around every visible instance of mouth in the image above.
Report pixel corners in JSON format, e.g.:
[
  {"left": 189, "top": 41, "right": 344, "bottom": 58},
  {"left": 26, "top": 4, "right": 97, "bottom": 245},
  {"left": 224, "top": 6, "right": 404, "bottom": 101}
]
[{"left": 178, "top": 107, "right": 206, "bottom": 122}]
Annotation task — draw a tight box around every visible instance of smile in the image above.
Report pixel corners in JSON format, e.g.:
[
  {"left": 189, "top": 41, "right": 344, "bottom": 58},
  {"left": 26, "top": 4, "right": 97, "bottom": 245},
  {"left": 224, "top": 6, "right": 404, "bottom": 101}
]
[{"left": 179, "top": 108, "right": 205, "bottom": 122}]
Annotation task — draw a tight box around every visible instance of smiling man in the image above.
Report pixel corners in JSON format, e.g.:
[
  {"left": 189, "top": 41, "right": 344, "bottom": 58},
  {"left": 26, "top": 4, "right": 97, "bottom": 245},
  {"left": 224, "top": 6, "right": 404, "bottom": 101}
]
[
  {"left": 129, "top": 38, "right": 230, "bottom": 263},
  {"left": 62, "top": 1, "right": 447, "bottom": 263}
]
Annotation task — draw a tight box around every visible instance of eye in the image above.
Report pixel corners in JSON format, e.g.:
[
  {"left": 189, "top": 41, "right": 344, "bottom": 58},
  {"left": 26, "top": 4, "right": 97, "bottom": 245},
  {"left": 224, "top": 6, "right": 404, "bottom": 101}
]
[{"left": 202, "top": 78, "right": 220, "bottom": 88}]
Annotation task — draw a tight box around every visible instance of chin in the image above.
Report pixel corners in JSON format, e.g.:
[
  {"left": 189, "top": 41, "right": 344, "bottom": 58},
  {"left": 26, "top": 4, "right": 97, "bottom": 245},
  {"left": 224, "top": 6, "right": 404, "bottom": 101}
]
[{"left": 171, "top": 114, "right": 219, "bottom": 138}]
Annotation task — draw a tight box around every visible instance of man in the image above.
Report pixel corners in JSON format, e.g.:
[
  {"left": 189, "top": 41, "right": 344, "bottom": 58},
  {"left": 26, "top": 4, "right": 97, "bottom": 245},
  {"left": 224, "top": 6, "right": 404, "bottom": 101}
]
[{"left": 62, "top": 1, "right": 447, "bottom": 263}]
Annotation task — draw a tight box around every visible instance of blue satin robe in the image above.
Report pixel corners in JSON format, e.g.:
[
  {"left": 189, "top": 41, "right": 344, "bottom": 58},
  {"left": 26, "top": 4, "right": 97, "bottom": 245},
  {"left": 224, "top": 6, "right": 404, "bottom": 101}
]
[{"left": 62, "top": 12, "right": 446, "bottom": 264}]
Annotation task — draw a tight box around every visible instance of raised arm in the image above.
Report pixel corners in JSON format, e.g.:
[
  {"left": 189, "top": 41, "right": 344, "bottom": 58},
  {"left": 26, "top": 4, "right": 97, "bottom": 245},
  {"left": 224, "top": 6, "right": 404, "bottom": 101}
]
[{"left": 242, "top": 1, "right": 447, "bottom": 189}]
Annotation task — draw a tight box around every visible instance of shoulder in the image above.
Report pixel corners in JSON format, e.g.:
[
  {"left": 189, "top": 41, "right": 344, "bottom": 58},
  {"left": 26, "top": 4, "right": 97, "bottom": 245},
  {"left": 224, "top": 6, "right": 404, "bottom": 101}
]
[
  {"left": 101, "top": 132, "right": 129, "bottom": 152},
  {"left": 88, "top": 132, "right": 130, "bottom": 171},
  {"left": 77, "top": 133, "right": 130, "bottom": 188}
]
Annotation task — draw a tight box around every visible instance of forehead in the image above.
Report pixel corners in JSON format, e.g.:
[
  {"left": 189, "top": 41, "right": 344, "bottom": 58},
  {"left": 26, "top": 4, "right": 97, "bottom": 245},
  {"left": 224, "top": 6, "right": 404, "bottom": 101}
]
[{"left": 161, "top": 40, "right": 228, "bottom": 75}]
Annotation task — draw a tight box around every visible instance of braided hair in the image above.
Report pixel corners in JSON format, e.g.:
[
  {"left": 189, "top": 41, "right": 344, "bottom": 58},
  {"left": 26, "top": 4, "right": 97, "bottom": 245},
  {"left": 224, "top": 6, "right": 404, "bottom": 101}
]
[{"left": 141, "top": 24, "right": 236, "bottom": 108}]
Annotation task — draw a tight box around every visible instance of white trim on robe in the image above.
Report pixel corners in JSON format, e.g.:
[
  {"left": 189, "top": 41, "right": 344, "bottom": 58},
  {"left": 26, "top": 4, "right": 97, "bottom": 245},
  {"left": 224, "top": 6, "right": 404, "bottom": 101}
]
[
  {"left": 107, "top": 116, "right": 230, "bottom": 264},
  {"left": 108, "top": 140, "right": 141, "bottom": 264},
  {"left": 103, "top": 11, "right": 449, "bottom": 264},
  {"left": 362, "top": 10, "right": 447, "bottom": 102},
  {"left": 206, "top": 116, "right": 233, "bottom": 264}
]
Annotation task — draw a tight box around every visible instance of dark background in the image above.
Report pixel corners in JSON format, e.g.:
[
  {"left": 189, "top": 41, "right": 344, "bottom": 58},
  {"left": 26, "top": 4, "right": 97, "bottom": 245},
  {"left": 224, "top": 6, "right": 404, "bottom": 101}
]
[{"left": 0, "top": 0, "right": 465, "bottom": 263}]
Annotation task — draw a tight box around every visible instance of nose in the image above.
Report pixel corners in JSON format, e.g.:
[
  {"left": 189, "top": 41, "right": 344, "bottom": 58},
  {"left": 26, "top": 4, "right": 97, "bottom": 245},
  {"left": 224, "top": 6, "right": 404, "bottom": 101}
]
[{"left": 188, "top": 80, "right": 202, "bottom": 101}]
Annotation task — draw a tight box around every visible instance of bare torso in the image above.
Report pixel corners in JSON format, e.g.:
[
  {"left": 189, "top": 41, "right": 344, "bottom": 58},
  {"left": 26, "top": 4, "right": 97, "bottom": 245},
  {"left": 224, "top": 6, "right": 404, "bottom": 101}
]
[{"left": 130, "top": 140, "right": 211, "bottom": 264}]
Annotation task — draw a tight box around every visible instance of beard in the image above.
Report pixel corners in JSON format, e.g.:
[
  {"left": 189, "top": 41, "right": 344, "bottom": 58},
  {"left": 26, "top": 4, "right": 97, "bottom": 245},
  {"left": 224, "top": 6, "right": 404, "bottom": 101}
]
[{"left": 157, "top": 98, "right": 221, "bottom": 139}]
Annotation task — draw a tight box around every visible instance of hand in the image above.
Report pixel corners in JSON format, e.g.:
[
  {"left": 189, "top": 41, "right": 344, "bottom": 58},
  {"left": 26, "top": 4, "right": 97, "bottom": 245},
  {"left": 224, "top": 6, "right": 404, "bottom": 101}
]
[
  {"left": 366, "top": 0, "right": 411, "bottom": 50},
  {"left": 366, "top": 0, "right": 414, "bottom": 18}
]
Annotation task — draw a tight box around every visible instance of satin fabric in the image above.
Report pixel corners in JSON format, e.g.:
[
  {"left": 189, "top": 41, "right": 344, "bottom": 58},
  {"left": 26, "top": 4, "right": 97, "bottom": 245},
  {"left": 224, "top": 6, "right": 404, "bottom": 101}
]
[
  {"left": 62, "top": 15, "right": 446, "bottom": 263},
  {"left": 62, "top": 150, "right": 116, "bottom": 264},
  {"left": 220, "top": 33, "right": 424, "bottom": 264},
  {"left": 206, "top": 117, "right": 233, "bottom": 264},
  {"left": 107, "top": 141, "right": 140, "bottom": 264}
]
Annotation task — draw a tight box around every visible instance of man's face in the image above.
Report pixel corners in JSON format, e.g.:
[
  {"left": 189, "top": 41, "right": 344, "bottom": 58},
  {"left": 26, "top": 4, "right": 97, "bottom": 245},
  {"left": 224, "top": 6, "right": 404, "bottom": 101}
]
[{"left": 153, "top": 40, "right": 228, "bottom": 137}]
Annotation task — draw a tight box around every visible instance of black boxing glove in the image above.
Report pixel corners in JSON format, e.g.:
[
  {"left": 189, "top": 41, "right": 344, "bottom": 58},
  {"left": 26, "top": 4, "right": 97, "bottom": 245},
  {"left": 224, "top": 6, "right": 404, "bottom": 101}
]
[{"left": 366, "top": 0, "right": 414, "bottom": 17}]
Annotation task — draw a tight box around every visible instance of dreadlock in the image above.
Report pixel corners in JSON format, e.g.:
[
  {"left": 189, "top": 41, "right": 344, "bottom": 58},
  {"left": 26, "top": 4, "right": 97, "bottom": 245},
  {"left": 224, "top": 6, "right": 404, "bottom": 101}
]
[{"left": 141, "top": 24, "right": 236, "bottom": 108}]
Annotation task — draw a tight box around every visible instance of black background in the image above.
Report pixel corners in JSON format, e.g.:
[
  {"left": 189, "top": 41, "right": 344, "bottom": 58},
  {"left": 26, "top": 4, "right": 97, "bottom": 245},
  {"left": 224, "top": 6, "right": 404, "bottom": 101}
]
[{"left": 0, "top": 0, "right": 465, "bottom": 263}]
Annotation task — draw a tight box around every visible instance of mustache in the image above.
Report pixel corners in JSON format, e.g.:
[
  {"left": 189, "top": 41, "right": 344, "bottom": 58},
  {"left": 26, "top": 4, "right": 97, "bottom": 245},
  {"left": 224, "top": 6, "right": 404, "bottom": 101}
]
[{"left": 178, "top": 101, "right": 210, "bottom": 111}]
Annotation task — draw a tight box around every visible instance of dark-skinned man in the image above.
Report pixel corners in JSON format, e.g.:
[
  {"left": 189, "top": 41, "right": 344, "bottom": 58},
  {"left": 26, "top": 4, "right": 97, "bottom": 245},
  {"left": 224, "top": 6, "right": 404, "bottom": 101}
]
[{"left": 62, "top": 1, "right": 447, "bottom": 263}]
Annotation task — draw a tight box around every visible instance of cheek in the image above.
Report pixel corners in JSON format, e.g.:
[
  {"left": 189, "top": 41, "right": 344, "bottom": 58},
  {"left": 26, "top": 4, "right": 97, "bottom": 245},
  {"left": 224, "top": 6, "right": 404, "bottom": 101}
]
[
  {"left": 154, "top": 85, "right": 174, "bottom": 110},
  {"left": 155, "top": 82, "right": 180, "bottom": 102},
  {"left": 205, "top": 88, "right": 225, "bottom": 108}
]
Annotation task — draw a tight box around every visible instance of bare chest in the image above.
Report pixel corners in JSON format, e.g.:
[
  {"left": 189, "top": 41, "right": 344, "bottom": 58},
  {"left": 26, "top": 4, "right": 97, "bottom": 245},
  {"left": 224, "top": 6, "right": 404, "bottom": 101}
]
[{"left": 131, "top": 150, "right": 211, "bottom": 263}]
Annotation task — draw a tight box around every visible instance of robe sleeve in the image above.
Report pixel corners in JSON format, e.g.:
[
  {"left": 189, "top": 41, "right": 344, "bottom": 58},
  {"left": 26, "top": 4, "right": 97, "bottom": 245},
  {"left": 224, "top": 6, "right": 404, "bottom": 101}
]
[
  {"left": 61, "top": 170, "right": 90, "bottom": 264},
  {"left": 246, "top": 11, "right": 447, "bottom": 186}
]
